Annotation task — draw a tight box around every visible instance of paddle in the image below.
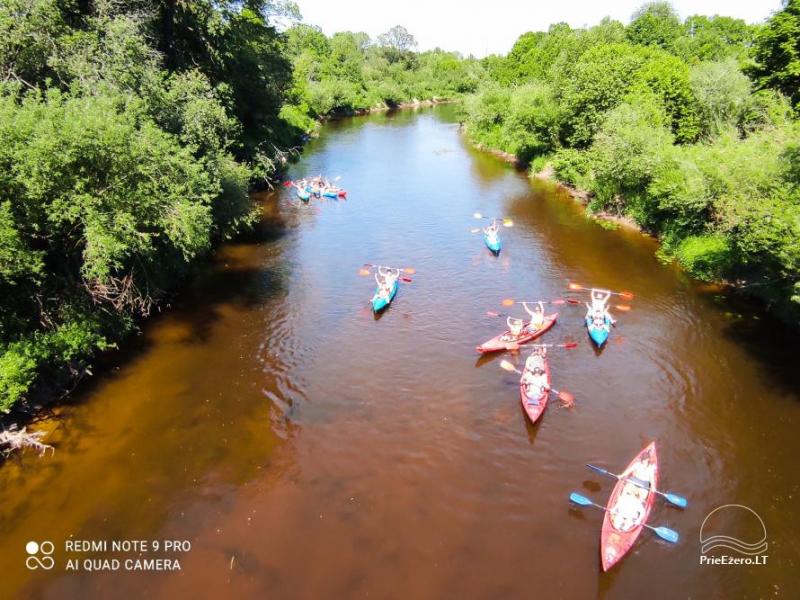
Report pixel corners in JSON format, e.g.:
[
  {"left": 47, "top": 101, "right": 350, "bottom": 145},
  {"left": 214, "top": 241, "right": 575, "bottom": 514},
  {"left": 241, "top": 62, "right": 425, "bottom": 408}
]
[
  {"left": 501, "top": 298, "right": 576, "bottom": 307},
  {"left": 499, "top": 360, "right": 575, "bottom": 406},
  {"left": 585, "top": 464, "right": 688, "bottom": 508},
  {"left": 568, "top": 493, "right": 679, "bottom": 543},
  {"left": 359, "top": 269, "right": 413, "bottom": 283},
  {"left": 473, "top": 213, "right": 514, "bottom": 227},
  {"left": 568, "top": 282, "right": 635, "bottom": 300},
  {"left": 362, "top": 263, "right": 416, "bottom": 274}
]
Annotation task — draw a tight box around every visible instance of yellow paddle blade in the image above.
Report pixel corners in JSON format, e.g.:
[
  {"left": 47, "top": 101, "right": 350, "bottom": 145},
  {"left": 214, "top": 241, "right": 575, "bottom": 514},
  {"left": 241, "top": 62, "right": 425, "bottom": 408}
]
[
  {"left": 502, "top": 219, "right": 514, "bottom": 227},
  {"left": 403, "top": 267, "right": 416, "bottom": 275},
  {"left": 568, "top": 282, "right": 583, "bottom": 291},
  {"left": 502, "top": 299, "right": 514, "bottom": 307},
  {"left": 499, "top": 360, "right": 516, "bottom": 372},
  {"left": 616, "top": 304, "right": 631, "bottom": 312},
  {"left": 358, "top": 268, "right": 370, "bottom": 276},
  {"left": 473, "top": 212, "right": 483, "bottom": 219}
]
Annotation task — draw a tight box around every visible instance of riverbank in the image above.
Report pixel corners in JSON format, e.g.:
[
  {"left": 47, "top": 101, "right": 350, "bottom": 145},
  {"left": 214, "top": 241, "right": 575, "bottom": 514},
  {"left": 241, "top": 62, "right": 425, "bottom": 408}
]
[{"left": 464, "top": 131, "right": 798, "bottom": 327}]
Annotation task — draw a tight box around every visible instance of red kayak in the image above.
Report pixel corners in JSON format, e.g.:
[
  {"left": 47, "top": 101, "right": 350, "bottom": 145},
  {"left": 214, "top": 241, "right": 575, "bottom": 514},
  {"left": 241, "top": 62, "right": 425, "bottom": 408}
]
[
  {"left": 600, "top": 442, "right": 659, "bottom": 571},
  {"left": 519, "top": 356, "right": 551, "bottom": 424},
  {"left": 476, "top": 313, "right": 558, "bottom": 354}
]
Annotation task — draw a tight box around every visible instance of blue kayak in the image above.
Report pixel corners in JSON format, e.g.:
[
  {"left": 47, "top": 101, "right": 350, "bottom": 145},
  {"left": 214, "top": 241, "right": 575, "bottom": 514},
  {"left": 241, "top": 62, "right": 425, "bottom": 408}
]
[
  {"left": 296, "top": 186, "right": 311, "bottom": 202},
  {"left": 586, "top": 315, "right": 612, "bottom": 346},
  {"left": 484, "top": 233, "right": 502, "bottom": 255},
  {"left": 372, "top": 279, "right": 399, "bottom": 313}
]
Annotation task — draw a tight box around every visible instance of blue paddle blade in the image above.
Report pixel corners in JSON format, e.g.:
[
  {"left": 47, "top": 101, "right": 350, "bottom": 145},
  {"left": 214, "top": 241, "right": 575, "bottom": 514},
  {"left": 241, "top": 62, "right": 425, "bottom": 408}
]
[
  {"left": 586, "top": 464, "right": 611, "bottom": 476},
  {"left": 651, "top": 526, "right": 680, "bottom": 543},
  {"left": 664, "top": 492, "right": 688, "bottom": 508},
  {"left": 569, "top": 492, "right": 592, "bottom": 506}
]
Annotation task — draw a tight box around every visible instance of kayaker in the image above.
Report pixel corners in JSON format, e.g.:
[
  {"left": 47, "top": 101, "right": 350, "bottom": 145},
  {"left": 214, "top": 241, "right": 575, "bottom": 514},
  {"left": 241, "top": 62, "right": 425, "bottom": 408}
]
[
  {"left": 523, "top": 301, "right": 545, "bottom": 330},
  {"left": 610, "top": 492, "right": 645, "bottom": 532},
  {"left": 484, "top": 220, "right": 499, "bottom": 239},
  {"left": 628, "top": 453, "right": 655, "bottom": 501},
  {"left": 506, "top": 316, "right": 524, "bottom": 339},
  {"left": 525, "top": 347, "right": 546, "bottom": 372},
  {"left": 375, "top": 267, "right": 397, "bottom": 298},
  {"left": 522, "top": 366, "right": 549, "bottom": 401}
]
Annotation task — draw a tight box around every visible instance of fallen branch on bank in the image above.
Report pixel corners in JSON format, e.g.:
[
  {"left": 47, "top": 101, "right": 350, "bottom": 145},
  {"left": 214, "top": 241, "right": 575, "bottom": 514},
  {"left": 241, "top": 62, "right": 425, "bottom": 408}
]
[{"left": 0, "top": 425, "right": 54, "bottom": 456}]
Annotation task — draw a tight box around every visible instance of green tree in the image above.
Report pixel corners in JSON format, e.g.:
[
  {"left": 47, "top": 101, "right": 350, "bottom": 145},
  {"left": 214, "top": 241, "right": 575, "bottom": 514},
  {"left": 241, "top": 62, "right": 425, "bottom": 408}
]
[
  {"left": 626, "top": 2, "right": 683, "bottom": 51},
  {"left": 750, "top": 0, "right": 800, "bottom": 108}
]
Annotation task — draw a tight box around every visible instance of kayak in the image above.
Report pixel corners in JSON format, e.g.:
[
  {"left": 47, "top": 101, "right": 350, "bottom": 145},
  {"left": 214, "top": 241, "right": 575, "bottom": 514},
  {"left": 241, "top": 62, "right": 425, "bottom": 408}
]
[
  {"left": 296, "top": 186, "right": 311, "bottom": 202},
  {"left": 586, "top": 315, "right": 612, "bottom": 346},
  {"left": 322, "top": 188, "right": 347, "bottom": 198},
  {"left": 476, "top": 313, "right": 558, "bottom": 353},
  {"left": 372, "top": 278, "right": 399, "bottom": 313},
  {"left": 484, "top": 232, "right": 502, "bottom": 254},
  {"left": 600, "top": 442, "right": 659, "bottom": 571},
  {"left": 519, "top": 355, "right": 551, "bottom": 424}
]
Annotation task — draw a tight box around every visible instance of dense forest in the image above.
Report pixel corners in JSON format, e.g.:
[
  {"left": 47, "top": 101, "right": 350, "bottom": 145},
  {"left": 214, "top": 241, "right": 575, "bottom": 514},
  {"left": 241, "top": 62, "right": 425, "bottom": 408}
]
[
  {"left": 1, "top": 0, "right": 798, "bottom": 414},
  {"left": 461, "top": 1, "right": 800, "bottom": 326}
]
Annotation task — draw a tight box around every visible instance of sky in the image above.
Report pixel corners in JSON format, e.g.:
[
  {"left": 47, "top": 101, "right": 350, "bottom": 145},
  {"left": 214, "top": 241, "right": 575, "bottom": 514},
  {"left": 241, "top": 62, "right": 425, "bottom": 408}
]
[{"left": 291, "top": 0, "right": 783, "bottom": 57}]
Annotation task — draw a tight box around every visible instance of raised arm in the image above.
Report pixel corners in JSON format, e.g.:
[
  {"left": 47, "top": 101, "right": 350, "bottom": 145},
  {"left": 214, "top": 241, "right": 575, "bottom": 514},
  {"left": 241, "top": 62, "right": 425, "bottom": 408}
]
[{"left": 521, "top": 302, "right": 534, "bottom": 318}]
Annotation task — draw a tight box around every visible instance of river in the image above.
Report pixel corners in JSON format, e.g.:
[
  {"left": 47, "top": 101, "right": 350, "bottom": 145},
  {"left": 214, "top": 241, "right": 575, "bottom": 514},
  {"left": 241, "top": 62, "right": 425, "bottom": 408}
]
[{"left": 1, "top": 105, "right": 798, "bottom": 598}]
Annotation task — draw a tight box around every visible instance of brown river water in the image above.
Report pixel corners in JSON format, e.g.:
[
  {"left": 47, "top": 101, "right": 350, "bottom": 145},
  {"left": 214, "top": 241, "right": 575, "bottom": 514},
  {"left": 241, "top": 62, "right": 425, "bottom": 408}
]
[{"left": 1, "top": 106, "right": 798, "bottom": 599}]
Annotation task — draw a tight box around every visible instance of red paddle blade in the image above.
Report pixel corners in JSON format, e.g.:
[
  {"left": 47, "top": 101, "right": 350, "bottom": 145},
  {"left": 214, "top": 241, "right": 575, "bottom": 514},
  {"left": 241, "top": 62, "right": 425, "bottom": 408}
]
[
  {"left": 619, "top": 291, "right": 635, "bottom": 300},
  {"left": 566, "top": 298, "right": 581, "bottom": 304},
  {"left": 358, "top": 268, "right": 370, "bottom": 276},
  {"left": 400, "top": 277, "right": 413, "bottom": 283},
  {"left": 563, "top": 342, "right": 578, "bottom": 349},
  {"left": 499, "top": 360, "right": 517, "bottom": 372},
  {"left": 568, "top": 283, "right": 583, "bottom": 291},
  {"left": 502, "top": 299, "right": 514, "bottom": 307},
  {"left": 615, "top": 304, "right": 631, "bottom": 312}
]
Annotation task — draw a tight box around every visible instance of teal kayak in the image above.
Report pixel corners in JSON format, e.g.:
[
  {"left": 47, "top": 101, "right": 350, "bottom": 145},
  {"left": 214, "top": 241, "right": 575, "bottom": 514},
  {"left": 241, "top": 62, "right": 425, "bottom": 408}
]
[
  {"left": 586, "top": 315, "right": 611, "bottom": 346},
  {"left": 484, "top": 232, "right": 502, "bottom": 255},
  {"left": 296, "top": 187, "right": 311, "bottom": 202},
  {"left": 372, "top": 279, "right": 399, "bottom": 313}
]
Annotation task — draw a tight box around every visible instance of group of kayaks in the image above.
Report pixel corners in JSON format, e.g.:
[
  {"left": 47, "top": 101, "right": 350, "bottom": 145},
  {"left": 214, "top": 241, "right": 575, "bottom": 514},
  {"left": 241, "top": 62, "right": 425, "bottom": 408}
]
[
  {"left": 285, "top": 175, "right": 347, "bottom": 202},
  {"left": 338, "top": 190, "right": 684, "bottom": 571},
  {"left": 474, "top": 284, "right": 683, "bottom": 570}
]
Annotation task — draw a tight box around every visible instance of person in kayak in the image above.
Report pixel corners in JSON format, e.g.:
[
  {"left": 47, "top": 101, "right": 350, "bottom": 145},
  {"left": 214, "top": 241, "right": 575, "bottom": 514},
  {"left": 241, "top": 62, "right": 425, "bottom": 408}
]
[
  {"left": 374, "top": 267, "right": 398, "bottom": 298},
  {"left": 586, "top": 288, "right": 616, "bottom": 326},
  {"left": 627, "top": 451, "right": 655, "bottom": 501},
  {"left": 523, "top": 301, "right": 545, "bottom": 330},
  {"left": 483, "top": 220, "right": 500, "bottom": 240},
  {"left": 610, "top": 491, "right": 646, "bottom": 532},
  {"left": 506, "top": 316, "right": 524, "bottom": 339},
  {"left": 525, "top": 346, "right": 547, "bottom": 371},
  {"left": 521, "top": 366, "right": 549, "bottom": 403}
]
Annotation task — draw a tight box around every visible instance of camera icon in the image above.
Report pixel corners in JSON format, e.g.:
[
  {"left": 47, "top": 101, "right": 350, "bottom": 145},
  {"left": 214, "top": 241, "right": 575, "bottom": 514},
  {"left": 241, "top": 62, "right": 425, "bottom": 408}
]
[{"left": 25, "top": 540, "right": 55, "bottom": 570}]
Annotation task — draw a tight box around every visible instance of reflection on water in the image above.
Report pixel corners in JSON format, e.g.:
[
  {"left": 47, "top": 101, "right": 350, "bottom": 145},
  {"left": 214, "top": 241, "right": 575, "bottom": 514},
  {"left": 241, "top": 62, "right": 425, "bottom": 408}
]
[{"left": 1, "top": 106, "right": 798, "bottom": 599}]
